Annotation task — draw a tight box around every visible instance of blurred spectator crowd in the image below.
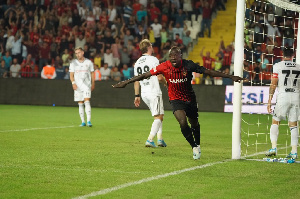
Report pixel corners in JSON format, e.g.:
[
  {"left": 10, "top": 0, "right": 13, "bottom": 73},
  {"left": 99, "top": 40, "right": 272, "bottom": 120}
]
[{"left": 0, "top": 0, "right": 226, "bottom": 81}]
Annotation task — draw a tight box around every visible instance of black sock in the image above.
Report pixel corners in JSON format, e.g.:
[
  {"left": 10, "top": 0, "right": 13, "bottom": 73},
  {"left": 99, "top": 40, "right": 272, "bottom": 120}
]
[
  {"left": 181, "top": 125, "right": 197, "bottom": 148},
  {"left": 191, "top": 124, "right": 201, "bottom": 146}
]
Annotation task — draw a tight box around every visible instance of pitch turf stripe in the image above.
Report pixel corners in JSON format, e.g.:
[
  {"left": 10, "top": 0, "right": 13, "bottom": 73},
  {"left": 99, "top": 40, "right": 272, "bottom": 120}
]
[
  {"left": 0, "top": 125, "right": 76, "bottom": 133},
  {"left": 73, "top": 160, "right": 230, "bottom": 199}
]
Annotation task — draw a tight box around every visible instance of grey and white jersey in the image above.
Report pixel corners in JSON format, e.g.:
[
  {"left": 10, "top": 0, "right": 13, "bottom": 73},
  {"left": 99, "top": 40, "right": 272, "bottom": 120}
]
[
  {"left": 134, "top": 55, "right": 162, "bottom": 95},
  {"left": 69, "top": 58, "right": 94, "bottom": 91}
]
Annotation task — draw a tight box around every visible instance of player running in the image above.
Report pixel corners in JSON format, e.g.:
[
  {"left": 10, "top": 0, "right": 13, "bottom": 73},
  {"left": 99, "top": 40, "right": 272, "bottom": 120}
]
[
  {"left": 113, "top": 46, "right": 244, "bottom": 160},
  {"left": 70, "top": 47, "right": 95, "bottom": 127},
  {"left": 266, "top": 48, "right": 299, "bottom": 159},
  {"left": 134, "top": 39, "right": 167, "bottom": 148}
]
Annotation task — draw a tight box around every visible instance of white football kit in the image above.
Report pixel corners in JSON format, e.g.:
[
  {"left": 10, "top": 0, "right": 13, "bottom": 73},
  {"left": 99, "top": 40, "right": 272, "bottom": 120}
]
[
  {"left": 134, "top": 55, "right": 164, "bottom": 116},
  {"left": 69, "top": 58, "right": 94, "bottom": 101},
  {"left": 272, "top": 60, "right": 300, "bottom": 122}
]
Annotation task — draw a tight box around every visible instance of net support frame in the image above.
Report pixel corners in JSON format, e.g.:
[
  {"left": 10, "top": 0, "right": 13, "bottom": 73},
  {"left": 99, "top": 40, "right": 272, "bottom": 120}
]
[{"left": 232, "top": 0, "right": 246, "bottom": 159}]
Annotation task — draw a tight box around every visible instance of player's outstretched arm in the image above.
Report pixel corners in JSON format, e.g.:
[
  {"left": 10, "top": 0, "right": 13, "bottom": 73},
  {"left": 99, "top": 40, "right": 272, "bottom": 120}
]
[
  {"left": 112, "top": 72, "right": 152, "bottom": 88},
  {"left": 204, "top": 69, "right": 246, "bottom": 83}
]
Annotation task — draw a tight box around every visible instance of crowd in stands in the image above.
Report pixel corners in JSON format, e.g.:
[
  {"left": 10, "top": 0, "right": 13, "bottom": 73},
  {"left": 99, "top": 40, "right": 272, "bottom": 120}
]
[
  {"left": 197, "top": 0, "right": 297, "bottom": 86},
  {"left": 243, "top": 0, "right": 297, "bottom": 85},
  {"left": 0, "top": 0, "right": 225, "bottom": 81}
]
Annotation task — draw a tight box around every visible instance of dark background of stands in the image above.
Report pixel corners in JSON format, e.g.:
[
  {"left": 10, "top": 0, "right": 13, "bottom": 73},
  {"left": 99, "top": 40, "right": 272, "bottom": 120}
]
[{"left": 0, "top": 79, "right": 226, "bottom": 112}]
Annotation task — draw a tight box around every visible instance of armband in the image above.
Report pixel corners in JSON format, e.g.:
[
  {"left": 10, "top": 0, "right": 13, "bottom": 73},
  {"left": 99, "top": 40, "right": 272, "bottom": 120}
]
[
  {"left": 72, "top": 81, "right": 76, "bottom": 85},
  {"left": 135, "top": 94, "right": 140, "bottom": 97}
]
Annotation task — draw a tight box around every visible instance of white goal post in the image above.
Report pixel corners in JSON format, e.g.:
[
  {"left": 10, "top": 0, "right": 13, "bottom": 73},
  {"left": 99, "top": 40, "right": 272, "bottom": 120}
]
[{"left": 232, "top": 0, "right": 300, "bottom": 159}]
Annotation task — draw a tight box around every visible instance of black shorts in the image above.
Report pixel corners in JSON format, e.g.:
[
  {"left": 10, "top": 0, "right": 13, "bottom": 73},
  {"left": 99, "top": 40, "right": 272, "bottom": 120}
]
[{"left": 170, "top": 100, "right": 199, "bottom": 119}]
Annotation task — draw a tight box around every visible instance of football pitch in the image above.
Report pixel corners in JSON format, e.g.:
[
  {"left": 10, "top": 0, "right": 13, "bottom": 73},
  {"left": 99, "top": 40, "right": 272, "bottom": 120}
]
[{"left": 0, "top": 105, "right": 299, "bottom": 199}]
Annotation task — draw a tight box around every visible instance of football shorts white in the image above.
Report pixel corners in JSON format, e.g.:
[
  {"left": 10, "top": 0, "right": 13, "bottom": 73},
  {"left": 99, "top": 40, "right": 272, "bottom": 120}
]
[
  {"left": 74, "top": 89, "right": 91, "bottom": 101},
  {"left": 141, "top": 94, "right": 164, "bottom": 116},
  {"left": 273, "top": 93, "right": 300, "bottom": 122}
]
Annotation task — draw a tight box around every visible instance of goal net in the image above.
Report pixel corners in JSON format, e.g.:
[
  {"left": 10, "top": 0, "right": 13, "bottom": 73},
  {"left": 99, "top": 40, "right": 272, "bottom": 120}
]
[{"left": 233, "top": 0, "right": 300, "bottom": 159}]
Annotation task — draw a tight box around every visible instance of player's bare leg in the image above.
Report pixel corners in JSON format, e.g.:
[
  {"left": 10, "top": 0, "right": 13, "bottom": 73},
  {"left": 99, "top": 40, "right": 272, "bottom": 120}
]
[
  {"left": 78, "top": 101, "right": 86, "bottom": 126},
  {"left": 174, "top": 110, "right": 200, "bottom": 159}
]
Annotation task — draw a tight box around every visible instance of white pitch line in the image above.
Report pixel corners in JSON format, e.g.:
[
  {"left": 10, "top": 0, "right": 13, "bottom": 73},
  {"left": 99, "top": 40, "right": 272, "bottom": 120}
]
[
  {"left": 0, "top": 125, "right": 76, "bottom": 133},
  {"left": 72, "top": 160, "right": 230, "bottom": 199}
]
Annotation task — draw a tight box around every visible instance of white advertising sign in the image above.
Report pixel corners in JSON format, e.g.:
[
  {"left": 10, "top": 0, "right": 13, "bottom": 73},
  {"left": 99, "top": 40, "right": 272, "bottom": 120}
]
[{"left": 224, "top": 86, "right": 278, "bottom": 114}]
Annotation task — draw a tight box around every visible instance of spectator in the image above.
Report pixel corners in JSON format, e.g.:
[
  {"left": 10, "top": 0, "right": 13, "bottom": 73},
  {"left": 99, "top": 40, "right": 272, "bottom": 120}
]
[
  {"left": 94, "top": 64, "right": 101, "bottom": 81},
  {"left": 41, "top": 61, "right": 56, "bottom": 79},
  {"left": 283, "top": 19, "right": 294, "bottom": 48},
  {"left": 111, "top": 37, "right": 122, "bottom": 68},
  {"left": 257, "top": 53, "right": 269, "bottom": 72},
  {"left": 160, "top": 27, "right": 168, "bottom": 49},
  {"left": 200, "top": 47, "right": 215, "bottom": 85},
  {"left": 2, "top": 51, "right": 12, "bottom": 72},
  {"left": 222, "top": 68, "right": 233, "bottom": 85},
  {"left": 200, "top": 0, "right": 213, "bottom": 38},
  {"left": 11, "top": 32, "right": 23, "bottom": 63},
  {"left": 100, "top": 63, "right": 111, "bottom": 80},
  {"left": 174, "top": 8, "right": 186, "bottom": 28},
  {"left": 121, "top": 26, "right": 134, "bottom": 47},
  {"left": 149, "top": 2, "right": 161, "bottom": 24},
  {"left": 110, "top": 66, "right": 122, "bottom": 81},
  {"left": 121, "top": 64, "right": 132, "bottom": 80},
  {"left": 21, "top": 54, "right": 34, "bottom": 78},
  {"left": 132, "top": 0, "right": 142, "bottom": 16},
  {"left": 39, "top": 42, "right": 50, "bottom": 71},
  {"left": 182, "top": 30, "right": 192, "bottom": 53},
  {"left": 94, "top": 53, "right": 102, "bottom": 68},
  {"left": 56, "top": 64, "right": 65, "bottom": 79},
  {"left": 104, "top": 48, "right": 114, "bottom": 68},
  {"left": 75, "top": 33, "right": 86, "bottom": 49},
  {"left": 123, "top": 1, "right": 133, "bottom": 25},
  {"left": 136, "top": 5, "right": 147, "bottom": 25},
  {"left": 0, "top": 60, "right": 7, "bottom": 78},
  {"left": 107, "top": 2, "right": 117, "bottom": 26},
  {"left": 172, "top": 22, "right": 184, "bottom": 40},
  {"left": 151, "top": 18, "right": 162, "bottom": 48},
  {"left": 10, "top": 58, "right": 21, "bottom": 78},
  {"left": 64, "top": 67, "right": 70, "bottom": 80},
  {"left": 62, "top": 49, "right": 70, "bottom": 68},
  {"left": 120, "top": 46, "right": 131, "bottom": 66}
]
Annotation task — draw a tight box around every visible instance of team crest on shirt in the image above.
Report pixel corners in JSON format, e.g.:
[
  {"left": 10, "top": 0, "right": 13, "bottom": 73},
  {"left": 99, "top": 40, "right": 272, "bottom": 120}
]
[{"left": 182, "top": 69, "right": 187, "bottom": 77}]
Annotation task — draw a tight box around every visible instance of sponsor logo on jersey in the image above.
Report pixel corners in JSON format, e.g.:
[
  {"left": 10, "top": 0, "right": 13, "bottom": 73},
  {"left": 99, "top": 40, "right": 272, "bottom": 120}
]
[{"left": 169, "top": 78, "right": 188, "bottom": 83}]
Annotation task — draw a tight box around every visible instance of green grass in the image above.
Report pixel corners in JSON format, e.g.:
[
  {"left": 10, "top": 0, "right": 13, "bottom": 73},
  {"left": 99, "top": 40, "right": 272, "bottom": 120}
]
[{"left": 0, "top": 105, "right": 299, "bottom": 199}]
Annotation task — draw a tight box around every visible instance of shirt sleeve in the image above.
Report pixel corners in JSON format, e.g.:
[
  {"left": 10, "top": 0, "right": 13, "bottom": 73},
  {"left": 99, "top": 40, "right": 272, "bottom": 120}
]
[
  {"left": 187, "top": 60, "right": 206, "bottom": 74},
  {"left": 89, "top": 61, "right": 94, "bottom": 72},
  {"left": 150, "top": 62, "right": 165, "bottom": 76},
  {"left": 69, "top": 62, "right": 74, "bottom": 72}
]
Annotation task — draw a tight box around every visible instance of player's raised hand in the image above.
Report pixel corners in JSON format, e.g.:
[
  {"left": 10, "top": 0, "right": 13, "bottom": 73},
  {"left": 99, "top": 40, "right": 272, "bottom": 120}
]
[{"left": 112, "top": 81, "right": 128, "bottom": 88}]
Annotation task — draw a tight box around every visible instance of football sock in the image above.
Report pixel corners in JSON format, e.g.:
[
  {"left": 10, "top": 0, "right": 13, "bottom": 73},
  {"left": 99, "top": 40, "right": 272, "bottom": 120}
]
[
  {"left": 78, "top": 103, "right": 85, "bottom": 123},
  {"left": 191, "top": 124, "right": 201, "bottom": 146},
  {"left": 148, "top": 119, "right": 162, "bottom": 141},
  {"left": 290, "top": 126, "right": 298, "bottom": 153},
  {"left": 157, "top": 122, "right": 163, "bottom": 140},
  {"left": 270, "top": 124, "right": 279, "bottom": 149},
  {"left": 84, "top": 101, "right": 91, "bottom": 122},
  {"left": 181, "top": 125, "right": 197, "bottom": 148}
]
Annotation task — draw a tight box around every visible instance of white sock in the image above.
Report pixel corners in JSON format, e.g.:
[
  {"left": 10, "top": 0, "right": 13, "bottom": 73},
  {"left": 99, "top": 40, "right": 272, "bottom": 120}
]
[
  {"left": 270, "top": 124, "right": 279, "bottom": 149},
  {"left": 157, "top": 122, "right": 163, "bottom": 140},
  {"left": 84, "top": 101, "right": 91, "bottom": 122},
  {"left": 290, "top": 126, "right": 298, "bottom": 153},
  {"left": 148, "top": 119, "right": 162, "bottom": 141},
  {"left": 78, "top": 103, "right": 85, "bottom": 123}
]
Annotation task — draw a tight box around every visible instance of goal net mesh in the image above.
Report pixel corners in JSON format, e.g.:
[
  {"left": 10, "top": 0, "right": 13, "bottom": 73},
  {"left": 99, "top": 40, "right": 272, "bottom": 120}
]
[{"left": 241, "top": 0, "right": 299, "bottom": 158}]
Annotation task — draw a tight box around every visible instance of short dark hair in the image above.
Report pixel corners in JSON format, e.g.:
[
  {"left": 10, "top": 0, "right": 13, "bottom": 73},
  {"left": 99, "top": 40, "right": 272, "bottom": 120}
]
[
  {"left": 283, "top": 48, "right": 294, "bottom": 58},
  {"left": 169, "top": 46, "right": 181, "bottom": 55}
]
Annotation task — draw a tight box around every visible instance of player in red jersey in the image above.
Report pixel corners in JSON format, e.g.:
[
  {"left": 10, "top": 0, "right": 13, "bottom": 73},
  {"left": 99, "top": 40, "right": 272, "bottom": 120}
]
[{"left": 113, "top": 46, "right": 245, "bottom": 159}]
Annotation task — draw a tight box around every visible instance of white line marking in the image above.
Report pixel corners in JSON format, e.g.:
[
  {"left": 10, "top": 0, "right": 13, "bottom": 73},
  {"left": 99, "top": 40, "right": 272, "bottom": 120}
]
[
  {"left": 0, "top": 126, "right": 76, "bottom": 133},
  {"left": 72, "top": 160, "right": 230, "bottom": 199}
]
